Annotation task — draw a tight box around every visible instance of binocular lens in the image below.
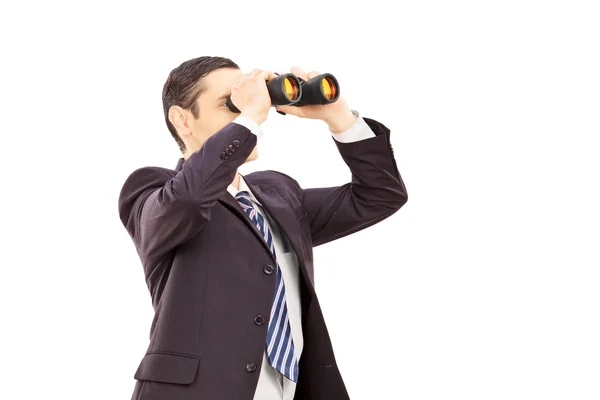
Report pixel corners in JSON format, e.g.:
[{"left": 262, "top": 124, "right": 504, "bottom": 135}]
[
  {"left": 284, "top": 77, "right": 301, "bottom": 101},
  {"left": 321, "top": 76, "right": 337, "bottom": 100}
]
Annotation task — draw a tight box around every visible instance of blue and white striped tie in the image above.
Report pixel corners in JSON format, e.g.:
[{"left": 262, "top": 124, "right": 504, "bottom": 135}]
[{"left": 234, "top": 190, "right": 299, "bottom": 382}]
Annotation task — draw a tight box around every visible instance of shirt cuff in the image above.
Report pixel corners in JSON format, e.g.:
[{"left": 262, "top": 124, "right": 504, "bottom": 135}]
[
  {"left": 330, "top": 110, "right": 376, "bottom": 143},
  {"left": 231, "top": 115, "right": 264, "bottom": 141}
]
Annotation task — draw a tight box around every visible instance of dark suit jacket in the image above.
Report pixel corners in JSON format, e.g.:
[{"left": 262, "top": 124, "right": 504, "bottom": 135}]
[{"left": 118, "top": 116, "right": 407, "bottom": 400}]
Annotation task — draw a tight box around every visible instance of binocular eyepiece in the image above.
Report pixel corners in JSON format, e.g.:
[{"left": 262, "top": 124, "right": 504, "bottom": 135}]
[{"left": 226, "top": 72, "right": 340, "bottom": 113}]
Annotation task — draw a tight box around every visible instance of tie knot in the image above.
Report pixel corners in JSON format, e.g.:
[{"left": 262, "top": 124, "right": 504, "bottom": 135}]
[
  {"left": 235, "top": 190, "right": 250, "bottom": 200},
  {"left": 235, "top": 191, "right": 254, "bottom": 210}
]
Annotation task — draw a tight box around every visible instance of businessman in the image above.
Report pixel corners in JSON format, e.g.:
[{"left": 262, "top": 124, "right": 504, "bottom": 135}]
[{"left": 118, "top": 56, "right": 408, "bottom": 400}]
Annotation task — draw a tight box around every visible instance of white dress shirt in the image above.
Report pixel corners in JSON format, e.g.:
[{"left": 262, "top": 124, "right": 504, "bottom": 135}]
[{"left": 227, "top": 110, "right": 375, "bottom": 400}]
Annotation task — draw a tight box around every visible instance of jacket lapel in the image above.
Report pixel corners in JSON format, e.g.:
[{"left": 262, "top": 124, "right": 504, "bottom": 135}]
[
  {"left": 174, "top": 158, "right": 306, "bottom": 277},
  {"left": 241, "top": 181, "right": 315, "bottom": 311},
  {"left": 242, "top": 177, "right": 305, "bottom": 261},
  {"left": 218, "top": 184, "right": 276, "bottom": 262},
  {"left": 220, "top": 176, "right": 305, "bottom": 267}
]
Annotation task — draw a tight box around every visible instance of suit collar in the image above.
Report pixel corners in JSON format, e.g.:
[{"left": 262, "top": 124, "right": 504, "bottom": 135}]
[{"left": 228, "top": 173, "right": 262, "bottom": 206}]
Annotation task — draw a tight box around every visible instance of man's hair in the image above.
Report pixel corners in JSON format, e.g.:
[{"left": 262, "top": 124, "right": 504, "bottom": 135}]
[{"left": 162, "top": 56, "right": 239, "bottom": 153}]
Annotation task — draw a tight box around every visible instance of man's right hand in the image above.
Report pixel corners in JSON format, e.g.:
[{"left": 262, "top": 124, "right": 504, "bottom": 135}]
[{"left": 230, "top": 68, "right": 277, "bottom": 125}]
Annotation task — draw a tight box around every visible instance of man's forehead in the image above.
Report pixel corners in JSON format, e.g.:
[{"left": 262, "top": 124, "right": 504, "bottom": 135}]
[{"left": 206, "top": 68, "right": 242, "bottom": 95}]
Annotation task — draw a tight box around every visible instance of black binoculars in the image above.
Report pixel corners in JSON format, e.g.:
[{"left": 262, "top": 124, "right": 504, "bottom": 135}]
[{"left": 226, "top": 72, "right": 340, "bottom": 114}]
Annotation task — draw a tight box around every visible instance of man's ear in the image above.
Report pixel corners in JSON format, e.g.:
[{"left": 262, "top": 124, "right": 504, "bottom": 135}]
[{"left": 169, "top": 105, "right": 192, "bottom": 140}]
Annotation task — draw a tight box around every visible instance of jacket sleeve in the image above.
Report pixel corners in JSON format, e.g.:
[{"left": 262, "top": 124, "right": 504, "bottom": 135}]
[
  {"left": 118, "top": 122, "right": 257, "bottom": 261},
  {"left": 295, "top": 117, "right": 407, "bottom": 247}
]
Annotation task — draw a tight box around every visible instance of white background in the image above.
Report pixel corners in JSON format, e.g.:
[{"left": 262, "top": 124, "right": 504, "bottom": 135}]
[{"left": 1, "top": 0, "right": 599, "bottom": 399}]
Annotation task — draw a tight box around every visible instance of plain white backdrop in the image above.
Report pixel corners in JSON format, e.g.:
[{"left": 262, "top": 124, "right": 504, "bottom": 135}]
[{"left": 1, "top": 0, "right": 598, "bottom": 399}]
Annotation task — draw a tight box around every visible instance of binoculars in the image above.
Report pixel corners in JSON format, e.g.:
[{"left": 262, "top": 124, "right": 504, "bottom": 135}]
[{"left": 226, "top": 72, "right": 340, "bottom": 114}]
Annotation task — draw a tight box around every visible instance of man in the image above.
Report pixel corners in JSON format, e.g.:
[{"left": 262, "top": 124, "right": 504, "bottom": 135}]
[{"left": 118, "top": 56, "right": 407, "bottom": 400}]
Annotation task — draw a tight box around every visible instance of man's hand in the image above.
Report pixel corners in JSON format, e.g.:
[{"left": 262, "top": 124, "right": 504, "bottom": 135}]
[
  {"left": 274, "top": 66, "right": 357, "bottom": 134},
  {"left": 230, "top": 68, "right": 279, "bottom": 126}
]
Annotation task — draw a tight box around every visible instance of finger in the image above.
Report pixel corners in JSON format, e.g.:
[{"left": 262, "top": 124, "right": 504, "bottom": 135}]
[
  {"left": 307, "top": 70, "right": 321, "bottom": 79},
  {"left": 260, "top": 70, "right": 277, "bottom": 81},
  {"left": 275, "top": 71, "right": 288, "bottom": 81},
  {"left": 234, "top": 76, "right": 246, "bottom": 87},
  {"left": 290, "top": 66, "right": 309, "bottom": 82}
]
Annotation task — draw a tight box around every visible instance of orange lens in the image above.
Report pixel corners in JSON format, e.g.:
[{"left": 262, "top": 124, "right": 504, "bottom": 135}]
[
  {"left": 284, "top": 77, "right": 300, "bottom": 101},
  {"left": 321, "top": 77, "right": 337, "bottom": 100}
]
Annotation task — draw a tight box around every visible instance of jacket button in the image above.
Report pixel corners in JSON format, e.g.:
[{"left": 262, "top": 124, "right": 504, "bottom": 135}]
[
  {"left": 254, "top": 314, "right": 265, "bottom": 325},
  {"left": 246, "top": 362, "right": 257, "bottom": 372},
  {"left": 228, "top": 144, "right": 234, "bottom": 150},
  {"left": 233, "top": 140, "right": 240, "bottom": 148},
  {"left": 220, "top": 152, "right": 227, "bottom": 160},
  {"left": 225, "top": 148, "right": 232, "bottom": 155},
  {"left": 263, "top": 265, "right": 274, "bottom": 275}
]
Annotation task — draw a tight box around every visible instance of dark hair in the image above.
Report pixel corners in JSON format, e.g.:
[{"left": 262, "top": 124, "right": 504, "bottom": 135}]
[{"left": 162, "top": 56, "right": 239, "bottom": 152}]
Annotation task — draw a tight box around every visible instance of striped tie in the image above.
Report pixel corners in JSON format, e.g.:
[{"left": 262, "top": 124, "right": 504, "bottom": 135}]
[{"left": 234, "top": 190, "right": 299, "bottom": 382}]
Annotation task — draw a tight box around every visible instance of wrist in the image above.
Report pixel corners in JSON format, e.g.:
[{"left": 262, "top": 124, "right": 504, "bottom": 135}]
[
  {"left": 241, "top": 109, "right": 265, "bottom": 126},
  {"left": 325, "top": 108, "right": 358, "bottom": 134}
]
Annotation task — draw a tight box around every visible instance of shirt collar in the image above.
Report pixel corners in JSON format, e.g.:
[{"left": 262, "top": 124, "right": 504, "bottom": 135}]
[{"left": 227, "top": 172, "right": 262, "bottom": 206}]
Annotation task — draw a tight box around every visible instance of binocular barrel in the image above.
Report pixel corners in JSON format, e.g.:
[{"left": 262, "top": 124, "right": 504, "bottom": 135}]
[{"left": 226, "top": 72, "right": 340, "bottom": 113}]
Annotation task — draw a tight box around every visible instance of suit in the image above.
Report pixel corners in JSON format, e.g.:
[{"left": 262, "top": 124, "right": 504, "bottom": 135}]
[{"left": 117, "top": 113, "right": 407, "bottom": 399}]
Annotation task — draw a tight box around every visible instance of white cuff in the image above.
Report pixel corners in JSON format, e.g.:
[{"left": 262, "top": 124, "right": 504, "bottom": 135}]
[
  {"left": 232, "top": 115, "right": 264, "bottom": 141},
  {"left": 330, "top": 110, "right": 376, "bottom": 143}
]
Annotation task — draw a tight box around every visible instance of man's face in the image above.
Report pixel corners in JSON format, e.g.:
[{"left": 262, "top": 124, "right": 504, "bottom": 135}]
[{"left": 187, "top": 67, "right": 258, "bottom": 163}]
